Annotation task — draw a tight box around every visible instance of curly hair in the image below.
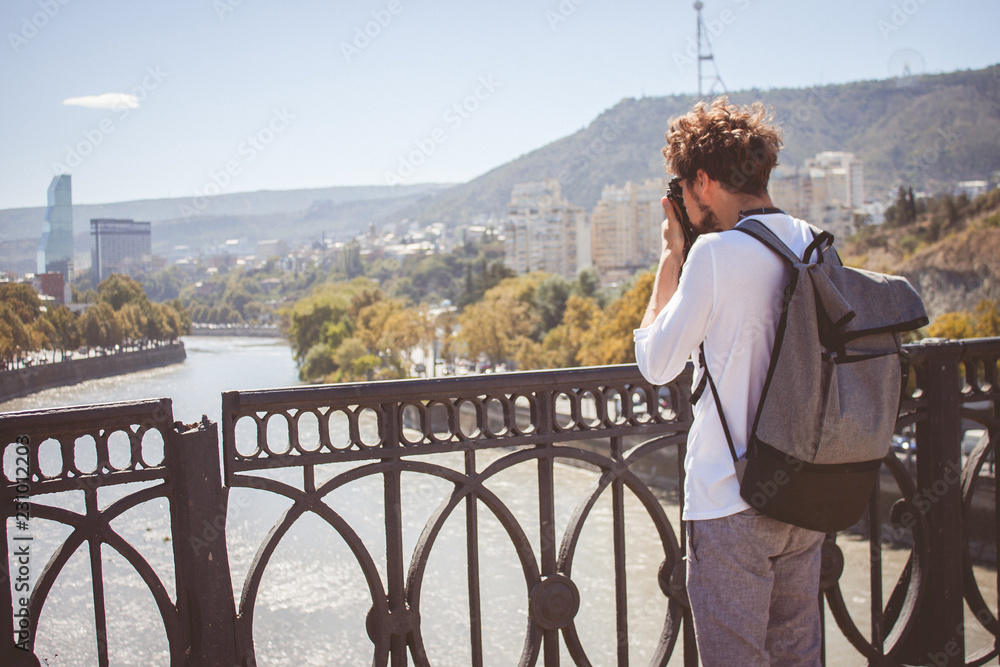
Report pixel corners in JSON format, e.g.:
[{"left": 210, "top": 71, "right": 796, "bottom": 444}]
[{"left": 662, "top": 96, "right": 782, "bottom": 196}]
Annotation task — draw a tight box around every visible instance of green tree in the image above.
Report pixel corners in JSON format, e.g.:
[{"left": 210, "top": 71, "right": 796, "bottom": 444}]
[
  {"left": 341, "top": 240, "right": 364, "bottom": 279},
  {"left": 300, "top": 342, "right": 337, "bottom": 382},
  {"left": 283, "top": 285, "right": 353, "bottom": 363},
  {"left": 574, "top": 267, "right": 603, "bottom": 302},
  {"left": 98, "top": 274, "right": 147, "bottom": 311},
  {"left": 535, "top": 275, "right": 572, "bottom": 332}
]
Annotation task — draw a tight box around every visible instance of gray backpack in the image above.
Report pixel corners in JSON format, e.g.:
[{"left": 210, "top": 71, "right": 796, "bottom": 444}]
[{"left": 697, "top": 218, "right": 929, "bottom": 532}]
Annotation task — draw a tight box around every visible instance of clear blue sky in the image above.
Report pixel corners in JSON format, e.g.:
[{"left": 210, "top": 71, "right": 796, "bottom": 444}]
[{"left": 1, "top": 0, "right": 998, "bottom": 210}]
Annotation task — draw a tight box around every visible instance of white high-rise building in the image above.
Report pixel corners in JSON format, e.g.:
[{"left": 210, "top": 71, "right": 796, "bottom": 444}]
[
  {"left": 503, "top": 179, "right": 590, "bottom": 280},
  {"left": 770, "top": 152, "right": 865, "bottom": 237}
]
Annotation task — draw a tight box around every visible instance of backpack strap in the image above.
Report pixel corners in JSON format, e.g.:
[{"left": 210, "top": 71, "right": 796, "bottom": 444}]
[
  {"left": 735, "top": 218, "right": 834, "bottom": 264},
  {"left": 697, "top": 343, "right": 740, "bottom": 465}
]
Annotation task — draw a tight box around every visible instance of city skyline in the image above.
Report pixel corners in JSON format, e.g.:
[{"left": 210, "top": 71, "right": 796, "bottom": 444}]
[{"left": 2, "top": 0, "right": 999, "bottom": 211}]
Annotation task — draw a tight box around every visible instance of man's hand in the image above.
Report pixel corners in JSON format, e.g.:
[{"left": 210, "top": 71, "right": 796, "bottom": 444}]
[
  {"left": 640, "top": 197, "right": 687, "bottom": 328},
  {"left": 660, "top": 196, "right": 686, "bottom": 255}
]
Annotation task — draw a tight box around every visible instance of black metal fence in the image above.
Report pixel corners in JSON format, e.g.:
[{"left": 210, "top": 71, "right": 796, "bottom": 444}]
[{"left": 1, "top": 339, "right": 997, "bottom": 666}]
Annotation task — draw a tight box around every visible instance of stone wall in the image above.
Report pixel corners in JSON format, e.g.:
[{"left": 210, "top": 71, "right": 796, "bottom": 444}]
[{"left": 0, "top": 342, "right": 186, "bottom": 403}]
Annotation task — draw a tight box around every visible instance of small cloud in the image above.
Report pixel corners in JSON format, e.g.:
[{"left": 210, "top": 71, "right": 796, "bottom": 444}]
[{"left": 63, "top": 93, "right": 139, "bottom": 110}]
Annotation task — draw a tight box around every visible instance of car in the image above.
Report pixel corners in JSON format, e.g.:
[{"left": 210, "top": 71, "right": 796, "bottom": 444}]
[{"left": 890, "top": 433, "right": 915, "bottom": 454}]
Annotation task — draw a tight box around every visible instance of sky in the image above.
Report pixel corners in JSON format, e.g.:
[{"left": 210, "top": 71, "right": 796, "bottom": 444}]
[{"left": 1, "top": 0, "right": 998, "bottom": 211}]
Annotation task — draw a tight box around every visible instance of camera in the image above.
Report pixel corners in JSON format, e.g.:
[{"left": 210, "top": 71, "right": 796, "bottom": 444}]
[{"left": 666, "top": 177, "right": 698, "bottom": 254}]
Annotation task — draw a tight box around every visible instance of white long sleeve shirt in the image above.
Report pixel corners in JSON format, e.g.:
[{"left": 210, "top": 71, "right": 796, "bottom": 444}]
[{"left": 634, "top": 213, "right": 817, "bottom": 520}]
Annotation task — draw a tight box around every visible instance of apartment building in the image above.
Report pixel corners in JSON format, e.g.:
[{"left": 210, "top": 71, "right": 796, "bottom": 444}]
[
  {"left": 90, "top": 218, "right": 152, "bottom": 282},
  {"left": 590, "top": 178, "right": 665, "bottom": 285},
  {"left": 502, "top": 179, "right": 590, "bottom": 280},
  {"left": 770, "top": 151, "right": 865, "bottom": 237}
]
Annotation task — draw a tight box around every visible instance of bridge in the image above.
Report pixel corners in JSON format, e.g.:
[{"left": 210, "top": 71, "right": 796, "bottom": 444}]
[{"left": 1, "top": 338, "right": 997, "bottom": 665}]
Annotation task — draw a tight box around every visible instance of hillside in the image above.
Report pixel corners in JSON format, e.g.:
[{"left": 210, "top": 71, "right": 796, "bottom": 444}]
[
  {"left": 4, "top": 65, "right": 999, "bottom": 279},
  {"left": 842, "top": 189, "right": 1000, "bottom": 320},
  {"left": 411, "top": 65, "right": 1000, "bottom": 223},
  {"left": 895, "top": 228, "right": 1000, "bottom": 319}
]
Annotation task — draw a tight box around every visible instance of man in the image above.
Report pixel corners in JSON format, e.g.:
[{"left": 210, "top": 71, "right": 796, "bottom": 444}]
[{"left": 633, "top": 97, "right": 824, "bottom": 665}]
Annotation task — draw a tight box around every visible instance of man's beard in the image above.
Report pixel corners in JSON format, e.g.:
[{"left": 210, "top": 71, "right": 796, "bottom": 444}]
[{"left": 688, "top": 189, "right": 724, "bottom": 233}]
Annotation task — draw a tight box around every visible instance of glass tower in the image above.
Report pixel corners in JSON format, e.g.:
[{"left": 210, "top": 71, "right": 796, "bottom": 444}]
[{"left": 37, "top": 174, "right": 74, "bottom": 280}]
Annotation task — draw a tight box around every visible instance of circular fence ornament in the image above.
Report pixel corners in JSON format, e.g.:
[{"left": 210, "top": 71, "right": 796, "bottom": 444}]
[{"left": 529, "top": 574, "right": 580, "bottom": 631}]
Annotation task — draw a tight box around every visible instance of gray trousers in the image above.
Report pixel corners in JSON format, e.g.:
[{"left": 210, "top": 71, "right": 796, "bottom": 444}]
[{"left": 685, "top": 508, "right": 824, "bottom": 666}]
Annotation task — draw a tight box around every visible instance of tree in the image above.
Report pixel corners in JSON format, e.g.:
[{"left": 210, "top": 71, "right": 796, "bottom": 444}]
[
  {"left": 117, "top": 303, "right": 147, "bottom": 348},
  {"left": 435, "top": 309, "right": 459, "bottom": 367},
  {"left": 80, "top": 302, "right": 122, "bottom": 352},
  {"left": 356, "top": 298, "right": 405, "bottom": 355},
  {"left": 973, "top": 299, "right": 1000, "bottom": 337},
  {"left": 574, "top": 267, "right": 602, "bottom": 302},
  {"left": 41, "top": 305, "right": 81, "bottom": 360},
  {"left": 0, "top": 302, "right": 34, "bottom": 369},
  {"left": 926, "top": 311, "right": 975, "bottom": 340},
  {"left": 30, "top": 315, "right": 56, "bottom": 356},
  {"left": 457, "top": 275, "right": 542, "bottom": 369},
  {"left": 535, "top": 275, "right": 572, "bottom": 332},
  {"left": 340, "top": 240, "right": 364, "bottom": 279},
  {"left": 579, "top": 271, "right": 654, "bottom": 366},
  {"left": 283, "top": 285, "right": 352, "bottom": 363},
  {"left": 541, "top": 294, "right": 601, "bottom": 368},
  {"left": 333, "top": 337, "right": 379, "bottom": 382},
  {"left": 300, "top": 342, "right": 337, "bottom": 382},
  {"left": 925, "top": 299, "right": 1000, "bottom": 340},
  {"left": 98, "top": 274, "right": 147, "bottom": 311},
  {"left": 0, "top": 283, "right": 42, "bottom": 325}
]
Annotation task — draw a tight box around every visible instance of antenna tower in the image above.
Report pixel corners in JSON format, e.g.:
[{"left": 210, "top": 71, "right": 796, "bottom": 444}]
[{"left": 694, "top": 1, "right": 727, "bottom": 97}]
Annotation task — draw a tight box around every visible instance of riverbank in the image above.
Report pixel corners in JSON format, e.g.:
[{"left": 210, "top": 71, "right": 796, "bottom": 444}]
[
  {"left": 190, "top": 324, "right": 281, "bottom": 337},
  {"left": 0, "top": 342, "right": 186, "bottom": 403}
]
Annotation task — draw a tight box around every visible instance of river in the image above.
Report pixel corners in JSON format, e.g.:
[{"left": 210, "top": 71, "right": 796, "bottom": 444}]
[{"left": 2, "top": 336, "right": 994, "bottom": 665}]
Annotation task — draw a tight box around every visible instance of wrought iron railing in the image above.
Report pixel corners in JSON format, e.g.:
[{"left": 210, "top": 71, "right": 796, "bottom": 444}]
[{"left": 1, "top": 339, "right": 997, "bottom": 666}]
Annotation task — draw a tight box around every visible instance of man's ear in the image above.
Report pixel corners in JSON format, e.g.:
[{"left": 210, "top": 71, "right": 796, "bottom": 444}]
[{"left": 693, "top": 169, "right": 714, "bottom": 198}]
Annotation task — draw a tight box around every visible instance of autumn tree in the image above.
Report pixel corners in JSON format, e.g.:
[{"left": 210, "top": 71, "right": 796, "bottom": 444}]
[
  {"left": 39, "top": 305, "right": 81, "bottom": 361},
  {"left": 80, "top": 302, "right": 122, "bottom": 352},
  {"left": 927, "top": 299, "right": 1000, "bottom": 339},
  {"left": 0, "top": 302, "right": 34, "bottom": 369},
  {"left": 578, "top": 271, "right": 654, "bottom": 366},
  {"left": 457, "top": 274, "right": 543, "bottom": 370},
  {"left": 541, "top": 294, "right": 602, "bottom": 368},
  {"left": 0, "top": 283, "right": 42, "bottom": 326}
]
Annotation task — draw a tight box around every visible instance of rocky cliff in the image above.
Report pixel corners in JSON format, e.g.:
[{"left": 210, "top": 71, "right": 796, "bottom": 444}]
[{"left": 895, "top": 228, "right": 1000, "bottom": 320}]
